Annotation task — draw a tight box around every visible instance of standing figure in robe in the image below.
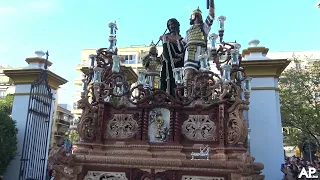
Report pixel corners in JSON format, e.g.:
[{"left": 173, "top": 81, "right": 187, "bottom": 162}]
[
  {"left": 183, "top": 6, "right": 215, "bottom": 97},
  {"left": 159, "top": 18, "right": 185, "bottom": 96}
]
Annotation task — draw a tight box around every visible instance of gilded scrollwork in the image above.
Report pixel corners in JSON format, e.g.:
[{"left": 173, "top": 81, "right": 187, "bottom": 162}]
[
  {"left": 227, "top": 106, "right": 247, "bottom": 145},
  {"left": 105, "top": 114, "right": 138, "bottom": 139},
  {"left": 48, "top": 147, "right": 75, "bottom": 166},
  {"left": 182, "top": 176, "right": 225, "bottom": 180},
  {"left": 48, "top": 147, "right": 81, "bottom": 180},
  {"left": 182, "top": 115, "right": 217, "bottom": 141},
  {"left": 77, "top": 96, "right": 98, "bottom": 141},
  {"left": 47, "top": 6, "right": 266, "bottom": 180},
  {"left": 218, "top": 104, "right": 225, "bottom": 145}
]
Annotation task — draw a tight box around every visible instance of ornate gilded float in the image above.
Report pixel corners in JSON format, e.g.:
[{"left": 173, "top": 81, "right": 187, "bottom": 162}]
[{"left": 49, "top": 2, "right": 264, "bottom": 180}]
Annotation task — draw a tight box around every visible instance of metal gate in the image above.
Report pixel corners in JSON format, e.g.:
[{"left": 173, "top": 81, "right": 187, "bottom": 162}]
[{"left": 19, "top": 51, "right": 53, "bottom": 180}]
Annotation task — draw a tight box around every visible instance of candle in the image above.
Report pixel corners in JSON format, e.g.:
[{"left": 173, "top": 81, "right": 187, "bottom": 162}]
[
  {"left": 138, "top": 70, "right": 147, "bottom": 85},
  {"left": 112, "top": 55, "right": 120, "bottom": 73},
  {"left": 209, "top": 33, "right": 218, "bottom": 48},
  {"left": 173, "top": 68, "right": 183, "bottom": 84},
  {"left": 110, "top": 27, "right": 114, "bottom": 35},
  {"left": 220, "top": 22, "right": 224, "bottom": 29},
  {"left": 81, "top": 79, "right": 87, "bottom": 90},
  {"left": 93, "top": 67, "right": 103, "bottom": 83},
  {"left": 108, "top": 22, "right": 117, "bottom": 35},
  {"left": 218, "top": 16, "right": 226, "bottom": 30},
  {"left": 231, "top": 49, "right": 239, "bottom": 65},
  {"left": 199, "top": 55, "right": 209, "bottom": 71},
  {"left": 236, "top": 71, "right": 242, "bottom": 81},
  {"left": 222, "top": 64, "right": 231, "bottom": 81},
  {"left": 244, "top": 77, "right": 252, "bottom": 92},
  {"left": 89, "top": 54, "right": 95, "bottom": 67}
]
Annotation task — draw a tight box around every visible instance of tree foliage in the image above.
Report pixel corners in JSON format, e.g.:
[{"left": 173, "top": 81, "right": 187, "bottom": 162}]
[
  {"left": 0, "top": 94, "right": 13, "bottom": 115},
  {"left": 279, "top": 58, "right": 320, "bottom": 148},
  {"left": 0, "top": 111, "right": 18, "bottom": 176},
  {"left": 66, "top": 129, "right": 79, "bottom": 144}
]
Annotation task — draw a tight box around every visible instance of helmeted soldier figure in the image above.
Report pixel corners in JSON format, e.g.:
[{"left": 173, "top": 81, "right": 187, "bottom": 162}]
[{"left": 183, "top": 6, "right": 215, "bottom": 97}]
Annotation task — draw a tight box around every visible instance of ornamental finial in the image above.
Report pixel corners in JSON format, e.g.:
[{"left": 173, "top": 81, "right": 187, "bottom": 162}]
[
  {"left": 150, "top": 40, "right": 155, "bottom": 46},
  {"left": 192, "top": 6, "right": 202, "bottom": 15}
]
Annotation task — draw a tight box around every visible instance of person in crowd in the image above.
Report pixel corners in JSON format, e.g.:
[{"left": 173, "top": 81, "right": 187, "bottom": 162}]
[{"left": 281, "top": 156, "right": 320, "bottom": 180}]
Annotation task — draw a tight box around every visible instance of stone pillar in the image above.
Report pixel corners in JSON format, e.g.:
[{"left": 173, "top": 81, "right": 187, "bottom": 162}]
[
  {"left": 241, "top": 40, "right": 290, "bottom": 180},
  {"left": 50, "top": 88, "right": 60, "bottom": 147},
  {"left": 3, "top": 52, "right": 67, "bottom": 180}
]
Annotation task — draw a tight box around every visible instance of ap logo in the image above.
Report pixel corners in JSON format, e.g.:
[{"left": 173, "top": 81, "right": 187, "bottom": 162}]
[{"left": 298, "top": 167, "right": 319, "bottom": 179}]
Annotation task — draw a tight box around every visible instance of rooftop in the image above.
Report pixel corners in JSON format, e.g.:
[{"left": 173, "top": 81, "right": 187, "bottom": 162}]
[
  {"left": 267, "top": 50, "right": 320, "bottom": 60},
  {"left": 57, "top": 105, "right": 74, "bottom": 117}
]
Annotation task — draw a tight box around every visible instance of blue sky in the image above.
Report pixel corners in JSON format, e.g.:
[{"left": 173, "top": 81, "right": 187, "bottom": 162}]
[{"left": 0, "top": 0, "right": 319, "bottom": 107}]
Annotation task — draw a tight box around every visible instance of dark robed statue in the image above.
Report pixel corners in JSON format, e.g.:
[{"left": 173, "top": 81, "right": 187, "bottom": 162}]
[{"left": 159, "top": 18, "right": 185, "bottom": 96}]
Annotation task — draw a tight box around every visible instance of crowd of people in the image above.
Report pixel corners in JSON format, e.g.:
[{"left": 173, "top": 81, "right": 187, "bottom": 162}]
[{"left": 281, "top": 156, "right": 320, "bottom": 180}]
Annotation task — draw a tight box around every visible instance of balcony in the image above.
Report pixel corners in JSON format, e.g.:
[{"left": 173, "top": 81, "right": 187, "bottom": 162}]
[
  {"left": 70, "top": 120, "right": 79, "bottom": 129},
  {"left": 73, "top": 91, "right": 81, "bottom": 98},
  {"left": 55, "top": 118, "right": 70, "bottom": 126},
  {"left": 76, "top": 63, "right": 87, "bottom": 71},
  {"left": 53, "top": 131, "right": 66, "bottom": 139},
  {"left": 0, "top": 76, "right": 13, "bottom": 85},
  {"left": 74, "top": 79, "right": 82, "bottom": 86},
  {"left": 70, "top": 124, "right": 77, "bottom": 129},
  {"left": 71, "top": 108, "right": 82, "bottom": 115}
]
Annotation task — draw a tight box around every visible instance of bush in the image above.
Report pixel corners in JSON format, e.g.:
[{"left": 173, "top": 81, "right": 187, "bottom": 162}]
[
  {"left": 0, "top": 111, "right": 18, "bottom": 176},
  {"left": 0, "top": 95, "right": 14, "bottom": 115}
]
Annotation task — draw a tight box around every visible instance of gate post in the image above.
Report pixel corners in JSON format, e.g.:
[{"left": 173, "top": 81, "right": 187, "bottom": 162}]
[
  {"left": 3, "top": 51, "right": 67, "bottom": 180},
  {"left": 241, "top": 40, "right": 290, "bottom": 180}
]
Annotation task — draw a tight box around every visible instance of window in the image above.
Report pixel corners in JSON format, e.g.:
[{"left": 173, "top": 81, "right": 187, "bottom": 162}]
[
  {"left": 76, "top": 87, "right": 82, "bottom": 93},
  {"left": 82, "top": 59, "right": 88, "bottom": 66},
  {"left": 0, "top": 90, "right": 6, "bottom": 98},
  {"left": 73, "top": 102, "right": 78, "bottom": 110},
  {"left": 295, "top": 62, "right": 301, "bottom": 70},
  {"left": 122, "top": 54, "right": 137, "bottom": 64},
  {"left": 139, "top": 50, "right": 149, "bottom": 63}
]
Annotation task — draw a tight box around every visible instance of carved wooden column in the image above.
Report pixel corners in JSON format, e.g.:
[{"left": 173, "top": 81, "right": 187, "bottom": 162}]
[
  {"left": 218, "top": 104, "right": 225, "bottom": 146},
  {"left": 168, "top": 109, "right": 175, "bottom": 142},
  {"left": 173, "top": 110, "right": 181, "bottom": 142},
  {"left": 212, "top": 103, "right": 227, "bottom": 160},
  {"left": 96, "top": 101, "right": 104, "bottom": 142},
  {"left": 135, "top": 111, "right": 143, "bottom": 140},
  {"left": 142, "top": 109, "right": 149, "bottom": 141}
]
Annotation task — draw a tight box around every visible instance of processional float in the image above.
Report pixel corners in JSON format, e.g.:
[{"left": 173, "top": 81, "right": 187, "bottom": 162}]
[{"left": 49, "top": 1, "right": 264, "bottom": 179}]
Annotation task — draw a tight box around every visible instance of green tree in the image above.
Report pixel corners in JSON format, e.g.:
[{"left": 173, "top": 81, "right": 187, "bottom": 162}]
[
  {"left": 0, "top": 94, "right": 14, "bottom": 115},
  {"left": 0, "top": 111, "right": 18, "bottom": 176},
  {"left": 279, "top": 59, "right": 320, "bottom": 148},
  {"left": 66, "top": 129, "right": 79, "bottom": 144}
]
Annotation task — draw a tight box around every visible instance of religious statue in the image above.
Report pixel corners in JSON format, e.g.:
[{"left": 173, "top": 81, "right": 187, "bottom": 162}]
[
  {"left": 149, "top": 110, "right": 165, "bottom": 138},
  {"left": 141, "top": 46, "right": 162, "bottom": 89},
  {"left": 159, "top": 18, "right": 185, "bottom": 96},
  {"left": 183, "top": 3, "right": 215, "bottom": 97}
]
